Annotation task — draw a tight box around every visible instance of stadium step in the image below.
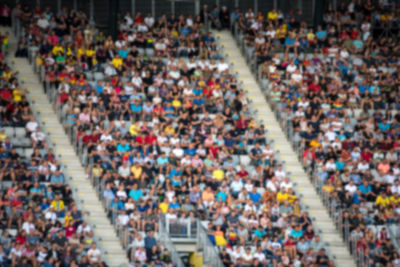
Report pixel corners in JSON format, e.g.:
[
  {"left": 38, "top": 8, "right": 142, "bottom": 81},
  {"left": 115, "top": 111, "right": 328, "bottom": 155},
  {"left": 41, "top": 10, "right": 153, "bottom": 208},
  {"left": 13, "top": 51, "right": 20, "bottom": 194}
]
[
  {"left": 7, "top": 30, "right": 129, "bottom": 267},
  {"left": 215, "top": 30, "right": 356, "bottom": 267}
]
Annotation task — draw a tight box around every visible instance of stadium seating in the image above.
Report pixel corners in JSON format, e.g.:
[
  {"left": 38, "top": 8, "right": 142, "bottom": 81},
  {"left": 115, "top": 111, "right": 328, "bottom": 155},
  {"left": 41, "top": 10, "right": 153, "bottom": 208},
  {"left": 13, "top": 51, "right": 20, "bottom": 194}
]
[{"left": 11, "top": 4, "right": 332, "bottom": 266}]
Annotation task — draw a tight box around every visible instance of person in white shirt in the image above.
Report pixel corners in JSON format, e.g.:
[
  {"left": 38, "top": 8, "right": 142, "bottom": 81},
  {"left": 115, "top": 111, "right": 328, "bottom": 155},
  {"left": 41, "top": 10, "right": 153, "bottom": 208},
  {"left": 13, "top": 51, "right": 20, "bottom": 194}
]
[
  {"left": 87, "top": 243, "right": 101, "bottom": 264},
  {"left": 31, "top": 127, "right": 46, "bottom": 147},
  {"left": 280, "top": 177, "right": 293, "bottom": 191},
  {"left": 22, "top": 219, "right": 35, "bottom": 234},
  {"left": 217, "top": 58, "right": 229, "bottom": 73},
  {"left": 117, "top": 210, "right": 130, "bottom": 226},
  {"left": 144, "top": 13, "right": 154, "bottom": 28},
  {"left": 345, "top": 180, "right": 357, "bottom": 195},
  {"left": 274, "top": 165, "right": 286, "bottom": 180},
  {"left": 45, "top": 207, "right": 57, "bottom": 224},
  {"left": 253, "top": 247, "right": 266, "bottom": 263},
  {"left": 37, "top": 15, "right": 49, "bottom": 29},
  {"left": 391, "top": 180, "right": 400, "bottom": 195},
  {"left": 266, "top": 176, "right": 278, "bottom": 192},
  {"left": 25, "top": 116, "right": 39, "bottom": 134},
  {"left": 230, "top": 176, "right": 243, "bottom": 195},
  {"left": 241, "top": 247, "right": 254, "bottom": 265}
]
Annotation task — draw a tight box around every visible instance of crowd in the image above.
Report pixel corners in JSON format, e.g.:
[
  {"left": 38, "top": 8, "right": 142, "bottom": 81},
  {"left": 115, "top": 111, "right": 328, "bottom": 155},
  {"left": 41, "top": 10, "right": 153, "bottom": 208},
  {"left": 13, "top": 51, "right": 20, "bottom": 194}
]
[
  {"left": 11, "top": 3, "right": 335, "bottom": 267},
  {"left": 0, "top": 33, "right": 106, "bottom": 267},
  {"left": 233, "top": 0, "right": 400, "bottom": 266}
]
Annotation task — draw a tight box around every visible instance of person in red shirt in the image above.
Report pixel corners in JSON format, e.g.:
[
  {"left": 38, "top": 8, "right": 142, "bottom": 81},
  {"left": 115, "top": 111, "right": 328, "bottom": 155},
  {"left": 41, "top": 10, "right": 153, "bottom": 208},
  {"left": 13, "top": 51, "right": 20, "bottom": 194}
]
[
  {"left": 235, "top": 114, "right": 248, "bottom": 134},
  {"left": 208, "top": 144, "right": 219, "bottom": 158},
  {"left": 237, "top": 165, "right": 249, "bottom": 179},
  {"left": 308, "top": 80, "right": 321, "bottom": 93},
  {"left": 15, "top": 230, "right": 26, "bottom": 245},
  {"left": 360, "top": 148, "right": 372, "bottom": 163},
  {"left": 144, "top": 134, "right": 156, "bottom": 145},
  {"left": 135, "top": 134, "right": 145, "bottom": 145}
]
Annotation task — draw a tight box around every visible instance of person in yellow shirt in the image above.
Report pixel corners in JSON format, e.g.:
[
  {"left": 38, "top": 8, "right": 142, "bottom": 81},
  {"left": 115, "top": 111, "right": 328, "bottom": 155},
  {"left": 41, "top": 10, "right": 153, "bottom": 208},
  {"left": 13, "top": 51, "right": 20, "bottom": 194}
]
[
  {"left": 52, "top": 45, "right": 64, "bottom": 56},
  {"left": 0, "top": 129, "right": 7, "bottom": 142},
  {"left": 276, "top": 25, "right": 287, "bottom": 41},
  {"left": 307, "top": 28, "right": 316, "bottom": 47},
  {"left": 267, "top": 9, "right": 278, "bottom": 22},
  {"left": 131, "top": 162, "right": 142, "bottom": 179},
  {"left": 213, "top": 168, "right": 224, "bottom": 181},
  {"left": 85, "top": 45, "right": 96, "bottom": 57},
  {"left": 276, "top": 188, "right": 289, "bottom": 203},
  {"left": 164, "top": 124, "right": 175, "bottom": 135},
  {"left": 112, "top": 54, "right": 123, "bottom": 68},
  {"left": 51, "top": 195, "right": 65, "bottom": 217},
  {"left": 159, "top": 198, "right": 169, "bottom": 214},
  {"left": 287, "top": 188, "right": 297, "bottom": 203},
  {"left": 389, "top": 193, "right": 400, "bottom": 204},
  {"left": 322, "top": 180, "right": 335, "bottom": 194},
  {"left": 12, "top": 88, "right": 24, "bottom": 102},
  {"left": 376, "top": 192, "right": 390, "bottom": 207},
  {"left": 129, "top": 122, "right": 140, "bottom": 136}
]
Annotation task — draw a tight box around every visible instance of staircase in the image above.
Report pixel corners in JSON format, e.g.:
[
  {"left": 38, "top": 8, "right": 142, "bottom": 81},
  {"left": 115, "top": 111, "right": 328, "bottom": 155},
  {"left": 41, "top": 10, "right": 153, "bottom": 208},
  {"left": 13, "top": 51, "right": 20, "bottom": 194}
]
[
  {"left": 215, "top": 30, "right": 356, "bottom": 267},
  {"left": 5, "top": 28, "right": 129, "bottom": 267}
]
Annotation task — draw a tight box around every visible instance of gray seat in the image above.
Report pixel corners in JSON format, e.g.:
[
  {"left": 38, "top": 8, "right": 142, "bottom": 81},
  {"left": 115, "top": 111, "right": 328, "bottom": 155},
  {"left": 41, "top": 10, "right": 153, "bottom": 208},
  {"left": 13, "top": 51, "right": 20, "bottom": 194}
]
[
  {"left": 15, "top": 148, "right": 24, "bottom": 157},
  {"left": 94, "top": 72, "right": 105, "bottom": 81},
  {"left": 145, "top": 48, "right": 155, "bottom": 58},
  {"left": 85, "top": 71, "right": 94, "bottom": 81},
  {"left": 137, "top": 48, "right": 145, "bottom": 55},
  {"left": 15, "top": 127, "right": 26, "bottom": 138},
  {"left": 19, "top": 138, "right": 32, "bottom": 147},
  {"left": 4, "top": 127, "right": 15, "bottom": 137},
  {"left": 25, "top": 148, "right": 33, "bottom": 158}
]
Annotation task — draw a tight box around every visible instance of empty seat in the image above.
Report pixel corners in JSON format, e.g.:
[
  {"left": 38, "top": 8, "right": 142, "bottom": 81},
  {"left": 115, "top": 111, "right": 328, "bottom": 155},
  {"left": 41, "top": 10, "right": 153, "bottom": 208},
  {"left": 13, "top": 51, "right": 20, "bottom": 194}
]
[
  {"left": 94, "top": 72, "right": 105, "bottom": 81},
  {"left": 240, "top": 155, "right": 251, "bottom": 166},
  {"left": 137, "top": 48, "right": 145, "bottom": 55},
  {"left": 145, "top": 48, "right": 155, "bottom": 58},
  {"left": 25, "top": 148, "right": 33, "bottom": 158},
  {"left": 85, "top": 71, "right": 94, "bottom": 81},
  {"left": 19, "top": 138, "right": 32, "bottom": 147},
  {"left": 15, "top": 127, "right": 27, "bottom": 138},
  {"left": 4, "top": 127, "right": 15, "bottom": 137}
]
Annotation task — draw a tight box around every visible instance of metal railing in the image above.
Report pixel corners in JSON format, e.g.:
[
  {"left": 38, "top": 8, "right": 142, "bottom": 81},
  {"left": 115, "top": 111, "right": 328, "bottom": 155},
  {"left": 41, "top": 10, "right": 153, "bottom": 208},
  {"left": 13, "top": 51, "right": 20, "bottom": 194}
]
[{"left": 197, "top": 222, "right": 224, "bottom": 267}]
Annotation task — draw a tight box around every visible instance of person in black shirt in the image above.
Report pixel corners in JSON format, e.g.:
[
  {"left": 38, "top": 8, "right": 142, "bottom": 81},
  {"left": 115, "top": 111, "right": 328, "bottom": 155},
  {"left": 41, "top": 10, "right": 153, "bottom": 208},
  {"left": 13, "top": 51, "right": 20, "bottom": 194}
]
[{"left": 315, "top": 248, "right": 330, "bottom": 267}]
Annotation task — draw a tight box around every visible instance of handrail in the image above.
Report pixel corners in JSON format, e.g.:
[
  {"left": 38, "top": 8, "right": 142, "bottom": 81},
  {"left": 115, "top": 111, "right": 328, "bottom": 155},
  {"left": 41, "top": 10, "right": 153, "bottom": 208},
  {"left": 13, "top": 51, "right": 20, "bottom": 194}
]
[
  {"left": 197, "top": 221, "right": 224, "bottom": 267},
  {"left": 158, "top": 217, "right": 185, "bottom": 267}
]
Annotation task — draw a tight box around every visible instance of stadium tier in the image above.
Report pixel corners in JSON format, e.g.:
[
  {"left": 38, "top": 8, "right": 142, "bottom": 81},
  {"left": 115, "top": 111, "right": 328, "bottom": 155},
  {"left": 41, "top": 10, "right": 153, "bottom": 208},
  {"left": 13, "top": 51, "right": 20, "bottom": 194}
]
[{"left": 0, "top": 1, "right": 399, "bottom": 267}]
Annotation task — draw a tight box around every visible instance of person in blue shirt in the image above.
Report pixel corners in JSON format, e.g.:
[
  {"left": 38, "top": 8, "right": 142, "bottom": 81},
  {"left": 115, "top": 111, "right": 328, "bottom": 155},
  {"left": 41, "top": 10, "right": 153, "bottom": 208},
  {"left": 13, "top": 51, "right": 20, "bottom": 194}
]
[
  {"left": 249, "top": 187, "right": 262, "bottom": 203},
  {"left": 254, "top": 225, "right": 266, "bottom": 239},
  {"left": 335, "top": 158, "right": 346, "bottom": 171},
  {"left": 169, "top": 166, "right": 182, "bottom": 179},
  {"left": 290, "top": 225, "right": 304, "bottom": 240},
  {"left": 116, "top": 140, "right": 130, "bottom": 152},
  {"left": 103, "top": 183, "right": 115, "bottom": 202},
  {"left": 168, "top": 197, "right": 181, "bottom": 210},
  {"left": 50, "top": 170, "right": 64, "bottom": 192},
  {"left": 216, "top": 187, "right": 228, "bottom": 202},
  {"left": 358, "top": 180, "right": 375, "bottom": 201},
  {"left": 349, "top": 169, "right": 362, "bottom": 184},
  {"left": 184, "top": 144, "right": 197, "bottom": 156},
  {"left": 95, "top": 80, "right": 104, "bottom": 94},
  {"left": 118, "top": 46, "right": 129, "bottom": 59},
  {"left": 129, "top": 184, "right": 143, "bottom": 201}
]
